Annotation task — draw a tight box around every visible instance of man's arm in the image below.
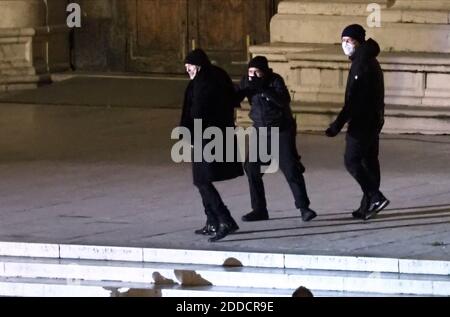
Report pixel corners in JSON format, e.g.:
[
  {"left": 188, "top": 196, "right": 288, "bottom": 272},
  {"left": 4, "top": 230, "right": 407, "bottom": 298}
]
[
  {"left": 261, "top": 76, "right": 291, "bottom": 108},
  {"left": 190, "top": 81, "right": 214, "bottom": 119},
  {"left": 180, "top": 83, "right": 192, "bottom": 128},
  {"left": 326, "top": 66, "right": 365, "bottom": 136},
  {"left": 235, "top": 76, "right": 250, "bottom": 104}
]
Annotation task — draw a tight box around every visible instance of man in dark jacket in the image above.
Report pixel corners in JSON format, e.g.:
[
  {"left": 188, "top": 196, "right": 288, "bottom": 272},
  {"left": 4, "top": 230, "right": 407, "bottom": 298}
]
[
  {"left": 180, "top": 49, "right": 243, "bottom": 242},
  {"left": 236, "top": 56, "right": 317, "bottom": 222},
  {"left": 325, "top": 24, "right": 389, "bottom": 220}
]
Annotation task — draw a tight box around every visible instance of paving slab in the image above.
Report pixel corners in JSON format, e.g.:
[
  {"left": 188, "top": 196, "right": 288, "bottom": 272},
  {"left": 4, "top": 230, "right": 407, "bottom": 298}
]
[{"left": 0, "top": 75, "right": 449, "bottom": 261}]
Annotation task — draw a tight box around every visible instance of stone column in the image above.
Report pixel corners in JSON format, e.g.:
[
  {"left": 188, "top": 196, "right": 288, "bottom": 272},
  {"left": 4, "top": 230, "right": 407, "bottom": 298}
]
[{"left": 0, "top": 0, "right": 70, "bottom": 91}]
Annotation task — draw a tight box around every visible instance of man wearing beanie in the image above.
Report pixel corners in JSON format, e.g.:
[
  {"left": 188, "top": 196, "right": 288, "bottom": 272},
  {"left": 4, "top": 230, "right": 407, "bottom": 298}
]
[
  {"left": 325, "top": 24, "right": 389, "bottom": 220},
  {"left": 236, "top": 56, "right": 317, "bottom": 222},
  {"left": 180, "top": 49, "right": 243, "bottom": 242}
]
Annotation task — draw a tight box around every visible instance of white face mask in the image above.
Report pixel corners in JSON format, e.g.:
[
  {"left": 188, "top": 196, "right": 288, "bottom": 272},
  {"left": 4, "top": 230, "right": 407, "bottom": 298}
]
[
  {"left": 185, "top": 64, "right": 201, "bottom": 80},
  {"left": 342, "top": 42, "right": 356, "bottom": 57}
]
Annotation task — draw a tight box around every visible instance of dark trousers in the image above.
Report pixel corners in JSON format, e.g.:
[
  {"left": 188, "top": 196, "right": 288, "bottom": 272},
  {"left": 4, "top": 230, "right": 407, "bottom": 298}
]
[
  {"left": 344, "top": 133, "right": 382, "bottom": 204},
  {"left": 196, "top": 182, "right": 235, "bottom": 227},
  {"left": 244, "top": 127, "right": 310, "bottom": 212}
]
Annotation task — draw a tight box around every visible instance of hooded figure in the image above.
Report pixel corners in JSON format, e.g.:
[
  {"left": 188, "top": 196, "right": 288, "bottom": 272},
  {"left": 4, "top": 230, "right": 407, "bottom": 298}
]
[
  {"left": 326, "top": 25, "right": 389, "bottom": 220},
  {"left": 235, "top": 56, "right": 318, "bottom": 223},
  {"left": 332, "top": 37, "right": 385, "bottom": 137},
  {"left": 180, "top": 49, "right": 243, "bottom": 242}
]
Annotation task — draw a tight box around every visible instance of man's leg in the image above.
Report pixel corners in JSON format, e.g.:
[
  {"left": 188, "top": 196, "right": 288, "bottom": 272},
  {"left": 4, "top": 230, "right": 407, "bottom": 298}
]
[
  {"left": 194, "top": 183, "right": 219, "bottom": 235},
  {"left": 194, "top": 196, "right": 218, "bottom": 235},
  {"left": 242, "top": 158, "right": 269, "bottom": 221},
  {"left": 352, "top": 194, "right": 368, "bottom": 219},
  {"left": 278, "top": 129, "right": 316, "bottom": 221},
  {"left": 196, "top": 182, "right": 239, "bottom": 242},
  {"left": 345, "top": 134, "right": 388, "bottom": 220},
  {"left": 362, "top": 134, "right": 389, "bottom": 218},
  {"left": 363, "top": 134, "right": 381, "bottom": 190},
  {"left": 344, "top": 134, "right": 378, "bottom": 204}
]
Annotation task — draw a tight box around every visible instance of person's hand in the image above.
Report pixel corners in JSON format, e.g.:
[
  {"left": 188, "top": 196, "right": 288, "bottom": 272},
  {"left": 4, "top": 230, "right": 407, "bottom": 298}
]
[
  {"left": 325, "top": 125, "right": 340, "bottom": 137},
  {"left": 248, "top": 76, "right": 264, "bottom": 93}
]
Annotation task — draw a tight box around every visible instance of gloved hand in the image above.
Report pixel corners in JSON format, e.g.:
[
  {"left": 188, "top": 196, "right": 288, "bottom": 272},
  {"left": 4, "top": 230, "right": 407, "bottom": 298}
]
[
  {"left": 248, "top": 76, "right": 265, "bottom": 93},
  {"left": 325, "top": 124, "right": 340, "bottom": 137}
]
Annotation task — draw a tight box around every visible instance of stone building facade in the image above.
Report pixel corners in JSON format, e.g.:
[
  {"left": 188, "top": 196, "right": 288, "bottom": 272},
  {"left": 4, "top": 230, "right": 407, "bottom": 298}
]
[
  {"left": 0, "top": 0, "right": 69, "bottom": 90},
  {"left": 239, "top": 0, "right": 450, "bottom": 134},
  {"left": 1, "top": 0, "right": 450, "bottom": 133}
]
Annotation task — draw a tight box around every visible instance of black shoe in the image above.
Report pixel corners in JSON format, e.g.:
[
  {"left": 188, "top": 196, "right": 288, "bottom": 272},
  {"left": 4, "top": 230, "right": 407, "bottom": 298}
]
[
  {"left": 241, "top": 210, "right": 269, "bottom": 222},
  {"left": 208, "top": 222, "right": 239, "bottom": 242},
  {"left": 352, "top": 209, "right": 364, "bottom": 219},
  {"left": 300, "top": 207, "right": 317, "bottom": 222},
  {"left": 364, "top": 197, "right": 390, "bottom": 220},
  {"left": 194, "top": 224, "right": 216, "bottom": 235}
]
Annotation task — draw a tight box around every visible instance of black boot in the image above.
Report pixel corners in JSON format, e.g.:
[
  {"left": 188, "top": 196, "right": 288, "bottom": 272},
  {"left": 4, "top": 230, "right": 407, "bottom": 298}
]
[
  {"left": 364, "top": 194, "right": 390, "bottom": 220},
  {"left": 195, "top": 209, "right": 218, "bottom": 235},
  {"left": 300, "top": 207, "right": 317, "bottom": 222},
  {"left": 241, "top": 210, "right": 269, "bottom": 222},
  {"left": 208, "top": 221, "right": 239, "bottom": 242},
  {"left": 352, "top": 195, "right": 368, "bottom": 219},
  {"left": 352, "top": 209, "right": 364, "bottom": 219},
  {"left": 194, "top": 222, "right": 216, "bottom": 235}
]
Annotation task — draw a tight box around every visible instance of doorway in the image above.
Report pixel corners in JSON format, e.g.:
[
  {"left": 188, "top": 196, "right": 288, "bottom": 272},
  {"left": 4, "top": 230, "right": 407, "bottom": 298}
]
[{"left": 125, "top": 0, "right": 277, "bottom": 75}]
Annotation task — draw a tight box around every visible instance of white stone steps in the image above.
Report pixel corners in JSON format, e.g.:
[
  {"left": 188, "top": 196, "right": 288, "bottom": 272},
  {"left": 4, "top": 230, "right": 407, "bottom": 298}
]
[
  {"left": 0, "top": 276, "right": 404, "bottom": 297},
  {"left": 1, "top": 242, "right": 449, "bottom": 276},
  {"left": 0, "top": 276, "right": 121, "bottom": 297},
  {"left": 0, "top": 242, "right": 449, "bottom": 296},
  {"left": 0, "top": 276, "right": 291, "bottom": 297},
  {"left": 0, "top": 255, "right": 449, "bottom": 296}
]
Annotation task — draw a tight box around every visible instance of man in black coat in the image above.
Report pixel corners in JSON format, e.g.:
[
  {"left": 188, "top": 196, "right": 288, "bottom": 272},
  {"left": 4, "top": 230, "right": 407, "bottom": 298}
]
[
  {"left": 180, "top": 49, "right": 243, "bottom": 242},
  {"left": 236, "top": 56, "right": 317, "bottom": 222},
  {"left": 325, "top": 24, "right": 389, "bottom": 220}
]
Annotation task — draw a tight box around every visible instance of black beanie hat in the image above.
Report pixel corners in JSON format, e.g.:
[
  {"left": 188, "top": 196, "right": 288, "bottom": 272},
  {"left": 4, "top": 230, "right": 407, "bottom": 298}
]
[
  {"left": 185, "top": 49, "right": 211, "bottom": 67},
  {"left": 248, "top": 56, "right": 269, "bottom": 72},
  {"left": 341, "top": 24, "right": 366, "bottom": 44}
]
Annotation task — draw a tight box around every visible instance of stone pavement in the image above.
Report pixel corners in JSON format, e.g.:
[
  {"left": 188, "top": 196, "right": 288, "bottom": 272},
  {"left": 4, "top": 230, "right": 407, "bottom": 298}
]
[{"left": 0, "top": 75, "right": 449, "bottom": 261}]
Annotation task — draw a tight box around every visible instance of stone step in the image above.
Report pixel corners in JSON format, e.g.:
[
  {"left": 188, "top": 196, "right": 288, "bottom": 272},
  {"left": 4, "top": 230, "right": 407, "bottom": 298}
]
[
  {"left": 270, "top": 12, "right": 450, "bottom": 54},
  {"left": 1, "top": 242, "right": 449, "bottom": 276},
  {"left": 0, "top": 67, "right": 36, "bottom": 76},
  {"left": 0, "top": 255, "right": 449, "bottom": 296},
  {"left": 278, "top": 1, "right": 392, "bottom": 16},
  {"left": 1, "top": 242, "right": 449, "bottom": 296},
  {"left": 237, "top": 102, "right": 450, "bottom": 135},
  {"left": 0, "top": 74, "right": 51, "bottom": 92},
  {"left": 0, "top": 276, "right": 410, "bottom": 297},
  {"left": 277, "top": 0, "right": 449, "bottom": 25},
  {"left": 250, "top": 42, "right": 450, "bottom": 109},
  {"left": 0, "top": 74, "right": 50, "bottom": 84},
  {"left": 0, "top": 276, "right": 291, "bottom": 297}
]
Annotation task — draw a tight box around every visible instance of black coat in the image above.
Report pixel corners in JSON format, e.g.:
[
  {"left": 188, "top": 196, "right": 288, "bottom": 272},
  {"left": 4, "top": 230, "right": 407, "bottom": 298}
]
[
  {"left": 237, "top": 71, "right": 295, "bottom": 130},
  {"left": 331, "top": 38, "right": 385, "bottom": 138},
  {"left": 180, "top": 65, "right": 244, "bottom": 185}
]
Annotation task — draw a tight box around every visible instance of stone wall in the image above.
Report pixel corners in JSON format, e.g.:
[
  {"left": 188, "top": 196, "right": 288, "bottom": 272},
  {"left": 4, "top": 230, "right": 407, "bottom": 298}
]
[
  {"left": 239, "top": 0, "right": 450, "bottom": 134},
  {"left": 0, "top": 0, "right": 70, "bottom": 91}
]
